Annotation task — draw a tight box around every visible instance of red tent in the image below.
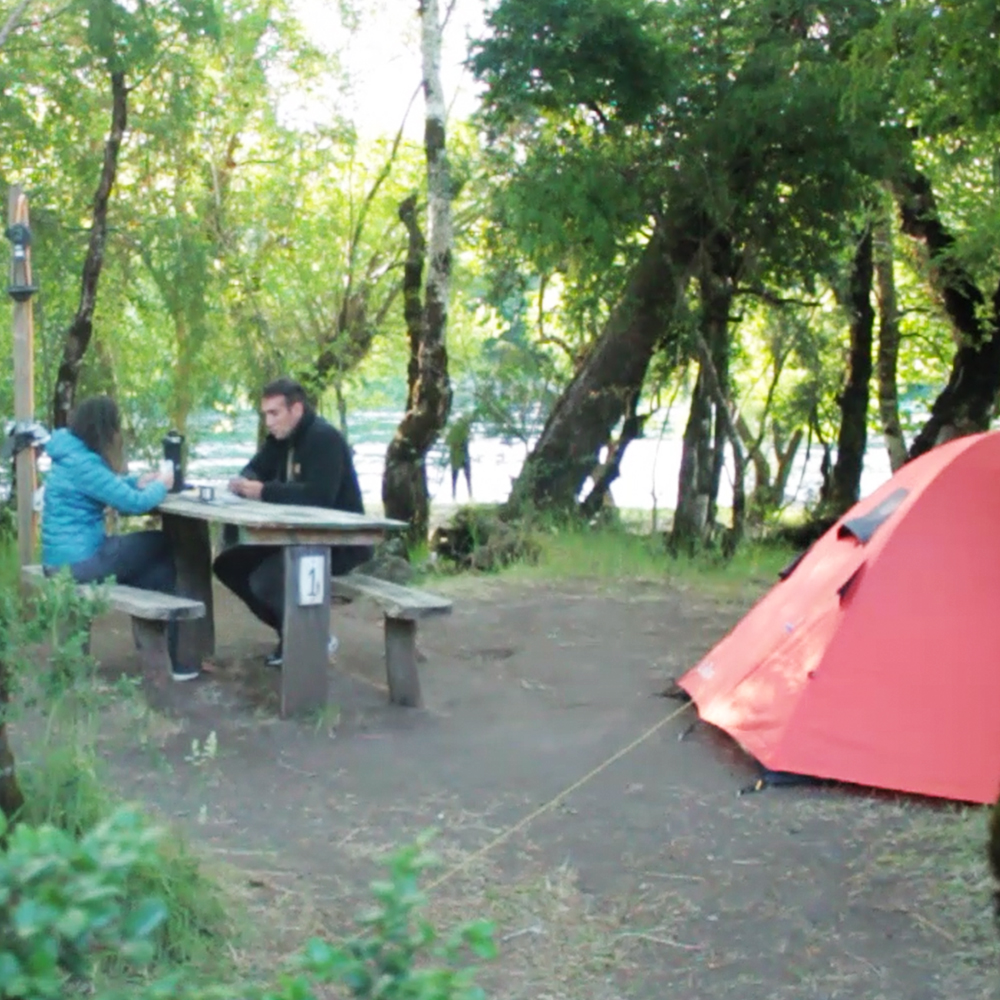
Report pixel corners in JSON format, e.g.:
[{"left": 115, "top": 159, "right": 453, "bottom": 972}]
[{"left": 679, "top": 431, "right": 1000, "bottom": 804}]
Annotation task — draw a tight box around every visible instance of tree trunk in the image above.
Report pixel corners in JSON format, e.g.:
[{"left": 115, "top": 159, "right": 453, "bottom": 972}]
[
  {"left": 692, "top": 330, "right": 746, "bottom": 556},
  {"left": 773, "top": 426, "right": 804, "bottom": 502},
  {"left": 382, "top": 0, "right": 453, "bottom": 546},
  {"left": 738, "top": 413, "right": 773, "bottom": 517},
  {"left": 505, "top": 222, "right": 699, "bottom": 513},
  {"left": 737, "top": 345, "right": 793, "bottom": 520},
  {"left": 397, "top": 194, "right": 424, "bottom": 409},
  {"left": 334, "top": 382, "right": 349, "bottom": 440},
  {"left": 579, "top": 389, "right": 646, "bottom": 519},
  {"left": 52, "top": 70, "right": 127, "bottom": 427},
  {"left": 703, "top": 270, "right": 733, "bottom": 529},
  {"left": 814, "top": 406, "right": 834, "bottom": 508},
  {"left": 827, "top": 223, "right": 874, "bottom": 516},
  {"left": 171, "top": 315, "right": 195, "bottom": 436},
  {"left": 671, "top": 251, "right": 733, "bottom": 551},
  {"left": 894, "top": 169, "right": 1000, "bottom": 457},
  {"left": 873, "top": 196, "right": 907, "bottom": 472},
  {"left": 0, "top": 0, "right": 31, "bottom": 51},
  {"left": 670, "top": 368, "right": 713, "bottom": 552},
  {"left": 0, "top": 661, "right": 23, "bottom": 821}
]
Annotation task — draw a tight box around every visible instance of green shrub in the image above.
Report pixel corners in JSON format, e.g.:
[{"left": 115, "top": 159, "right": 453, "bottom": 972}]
[
  {"left": 263, "top": 836, "right": 496, "bottom": 1000},
  {"left": 0, "top": 807, "right": 167, "bottom": 1000}
]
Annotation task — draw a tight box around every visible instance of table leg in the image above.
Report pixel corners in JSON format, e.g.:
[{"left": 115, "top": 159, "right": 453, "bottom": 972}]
[
  {"left": 162, "top": 513, "right": 215, "bottom": 663},
  {"left": 281, "top": 544, "right": 331, "bottom": 718}
]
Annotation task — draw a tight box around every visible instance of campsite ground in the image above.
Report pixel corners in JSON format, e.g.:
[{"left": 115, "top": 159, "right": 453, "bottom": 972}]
[{"left": 18, "top": 539, "right": 999, "bottom": 999}]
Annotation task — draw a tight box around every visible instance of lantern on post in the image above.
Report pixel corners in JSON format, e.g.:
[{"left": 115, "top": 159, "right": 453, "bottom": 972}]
[{"left": 5, "top": 222, "right": 37, "bottom": 302}]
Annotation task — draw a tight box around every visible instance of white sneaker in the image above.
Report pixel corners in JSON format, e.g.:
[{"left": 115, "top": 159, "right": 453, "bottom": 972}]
[{"left": 328, "top": 635, "right": 339, "bottom": 658}]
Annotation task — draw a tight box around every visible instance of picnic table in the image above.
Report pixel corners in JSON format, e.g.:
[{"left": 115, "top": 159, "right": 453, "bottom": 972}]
[{"left": 158, "top": 486, "right": 406, "bottom": 717}]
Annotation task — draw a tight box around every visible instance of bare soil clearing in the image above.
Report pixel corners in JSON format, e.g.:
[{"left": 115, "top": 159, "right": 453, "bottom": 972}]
[{"left": 36, "top": 575, "right": 997, "bottom": 999}]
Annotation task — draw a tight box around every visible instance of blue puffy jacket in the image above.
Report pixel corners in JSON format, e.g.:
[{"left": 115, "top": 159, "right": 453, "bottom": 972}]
[{"left": 42, "top": 429, "right": 168, "bottom": 568}]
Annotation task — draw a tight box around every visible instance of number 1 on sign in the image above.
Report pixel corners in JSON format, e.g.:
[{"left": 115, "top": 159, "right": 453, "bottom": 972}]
[{"left": 298, "top": 555, "right": 325, "bottom": 606}]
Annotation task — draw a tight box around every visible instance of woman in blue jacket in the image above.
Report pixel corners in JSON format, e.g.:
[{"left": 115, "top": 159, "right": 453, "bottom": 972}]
[{"left": 42, "top": 396, "right": 200, "bottom": 681}]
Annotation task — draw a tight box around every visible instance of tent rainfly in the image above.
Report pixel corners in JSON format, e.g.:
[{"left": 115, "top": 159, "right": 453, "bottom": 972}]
[{"left": 680, "top": 432, "right": 1000, "bottom": 804}]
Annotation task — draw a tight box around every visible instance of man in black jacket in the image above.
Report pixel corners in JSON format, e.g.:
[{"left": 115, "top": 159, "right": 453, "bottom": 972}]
[{"left": 213, "top": 377, "right": 371, "bottom": 667}]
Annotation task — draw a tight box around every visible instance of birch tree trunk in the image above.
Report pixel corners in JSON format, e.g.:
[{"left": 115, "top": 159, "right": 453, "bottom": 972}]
[
  {"left": 0, "top": 0, "right": 31, "bottom": 51},
  {"left": 382, "top": 0, "right": 453, "bottom": 545}
]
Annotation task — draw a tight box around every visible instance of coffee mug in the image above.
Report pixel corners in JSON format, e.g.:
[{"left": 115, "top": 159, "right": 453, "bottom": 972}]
[{"left": 198, "top": 485, "right": 215, "bottom": 502}]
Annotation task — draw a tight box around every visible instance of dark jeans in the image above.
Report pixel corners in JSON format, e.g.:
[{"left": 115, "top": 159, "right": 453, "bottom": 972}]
[
  {"left": 213, "top": 543, "right": 369, "bottom": 637},
  {"left": 213, "top": 545, "right": 284, "bottom": 633},
  {"left": 54, "top": 531, "right": 191, "bottom": 672},
  {"left": 451, "top": 461, "right": 472, "bottom": 499}
]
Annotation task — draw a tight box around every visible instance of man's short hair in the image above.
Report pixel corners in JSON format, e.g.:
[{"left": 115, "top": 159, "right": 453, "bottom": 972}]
[{"left": 261, "top": 377, "right": 307, "bottom": 407}]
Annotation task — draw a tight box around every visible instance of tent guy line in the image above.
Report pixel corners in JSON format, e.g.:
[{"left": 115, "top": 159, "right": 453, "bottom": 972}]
[{"left": 426, "top": 699, "right": 695, "bottom": 892}]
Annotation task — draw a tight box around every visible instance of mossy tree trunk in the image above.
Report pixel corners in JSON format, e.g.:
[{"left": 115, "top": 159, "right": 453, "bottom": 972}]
[{"left": 382, "top": 0, "right": 454, "bottom": 548}]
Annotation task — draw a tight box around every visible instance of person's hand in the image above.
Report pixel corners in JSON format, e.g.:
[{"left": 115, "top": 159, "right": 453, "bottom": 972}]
[
  {"left": 229, "top": 476, "right": 263, "bottom": 500},
  {"left": 158, "top": 466, "right": 175, "bottom": 491},
  {"left": 137, "top": 471, "right": 156, "bottom": 488}
]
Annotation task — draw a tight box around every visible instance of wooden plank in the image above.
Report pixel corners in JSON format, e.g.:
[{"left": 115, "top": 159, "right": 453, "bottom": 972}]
[
  {"left": 158, "top": 492, "right": 405, "bottom": 533},
  {"left": 384, "top": 617, "right": 421, "bottom": 707},
  {"left": 243, "top": 528, "right": 384, "bottom": 547},
  {"left": 9, "top": 186, "right": 36, "bottom": 568},
  {"left": 21, "top": 565, "right": 204, "bottom": 620},
  {"left": 330, "top": 573, "right": 453, "bottom": 621},
  {"left": 162, "top": 513, "right": 215, "bottom": 660},
  {"left": 280, "top": 544, "right": 330, "bottom": 718}
]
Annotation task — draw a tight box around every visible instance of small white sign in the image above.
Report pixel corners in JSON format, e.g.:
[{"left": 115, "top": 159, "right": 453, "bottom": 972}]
[{"left": 298, "top": 555, "right": 325, "bottom": 606}]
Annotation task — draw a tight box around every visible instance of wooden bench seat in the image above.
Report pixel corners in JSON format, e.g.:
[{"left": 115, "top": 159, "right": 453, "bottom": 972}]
[
  {"left": 330, "top": 573, "right": 452, "bottom": 708},
  {"left": 21, "top": 565, "right": 205, "bottom": 683}
]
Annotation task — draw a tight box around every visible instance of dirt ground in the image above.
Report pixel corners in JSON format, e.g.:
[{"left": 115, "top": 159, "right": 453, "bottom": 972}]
[{"left": 42, "top": 574, "right": 999, "bottom": 999}]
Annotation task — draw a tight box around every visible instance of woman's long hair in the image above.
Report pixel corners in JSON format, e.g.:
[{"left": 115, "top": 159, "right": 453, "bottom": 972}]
[{"left": 68, "top": 396, "right": 124, "bottom": 471}]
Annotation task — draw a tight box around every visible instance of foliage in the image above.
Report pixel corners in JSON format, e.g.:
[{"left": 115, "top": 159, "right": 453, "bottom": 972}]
[
  {"left": 0, "top": 556, "right": 231, "bottom": 977},
  {"left": 2, "top": 0, "right": 1000, "bottom": 526},
  {"left": 265, "top": 836, "right": 496, "bottom": 1000},
  {"left": 0, "top": 570, "right": 105, "bottom": 711},
  {"left": 18, "top": 741, "right": 230, "bottom": 972},
  {"left": 0, "top": 808, "right": 495, "bottom": 1000},
  {"left": 470, "top": 316, "right": 561, "bottom": 452},
  {"left": 0, "top": 807, "right": 168, "bottom": 1000}
]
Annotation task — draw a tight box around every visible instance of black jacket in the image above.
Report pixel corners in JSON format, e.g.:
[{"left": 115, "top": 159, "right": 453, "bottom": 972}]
[{"left": 241, "top": 409, "right": 370, "bottom": 572}]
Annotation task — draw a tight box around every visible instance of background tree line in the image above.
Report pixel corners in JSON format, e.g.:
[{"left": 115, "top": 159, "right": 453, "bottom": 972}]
[{"left": 0, "top": 0, "right": 997, "bottom": 547}]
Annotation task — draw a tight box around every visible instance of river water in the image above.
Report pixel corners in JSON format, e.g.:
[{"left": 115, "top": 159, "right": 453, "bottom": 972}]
[{"left": 182, "top": 407, "right": 896, "bottom": 516}]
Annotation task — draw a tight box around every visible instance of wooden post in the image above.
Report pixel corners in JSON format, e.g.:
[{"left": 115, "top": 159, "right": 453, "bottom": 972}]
[
  {"left": 281, "top": 544, "right": 331, "bottom": 718},
  {"left": 8, "top": 186, "right": 36, "bottom": 567},
  {"left": 384, "top": 617, "right": 422, "bottom": 707},
  {"left": 161, "top": 513, "right": 216, "bottom": 663}
]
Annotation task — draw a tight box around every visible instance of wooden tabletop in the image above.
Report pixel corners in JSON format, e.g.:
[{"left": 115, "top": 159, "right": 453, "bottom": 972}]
[{"left": 157, "top": 488, "right": 406, "bottom": 546}]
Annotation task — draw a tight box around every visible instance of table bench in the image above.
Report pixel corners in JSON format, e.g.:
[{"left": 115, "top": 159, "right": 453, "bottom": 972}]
[
  {"left": 330, "top": 573, "right": 452, "bottom": 708},
  {"left": 157, "top": 492, "right": 404, "bottom": 717},
  {"left": 21, "top": 565, "right": 205, "bottom": 686}
]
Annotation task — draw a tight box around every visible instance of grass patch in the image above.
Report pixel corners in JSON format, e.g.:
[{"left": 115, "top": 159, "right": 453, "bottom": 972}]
[
  {"left": 16, "top": 722, "right": 237, "bottom": 976},
  {"left": 871, "top": 804, "right": 996, "bottom": 955},
  {"left": 490, "top": 524, "right": 795, "bottom": 598},
  {"left": 0, "top": 533, "right": 18, "bottom": 590}
]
